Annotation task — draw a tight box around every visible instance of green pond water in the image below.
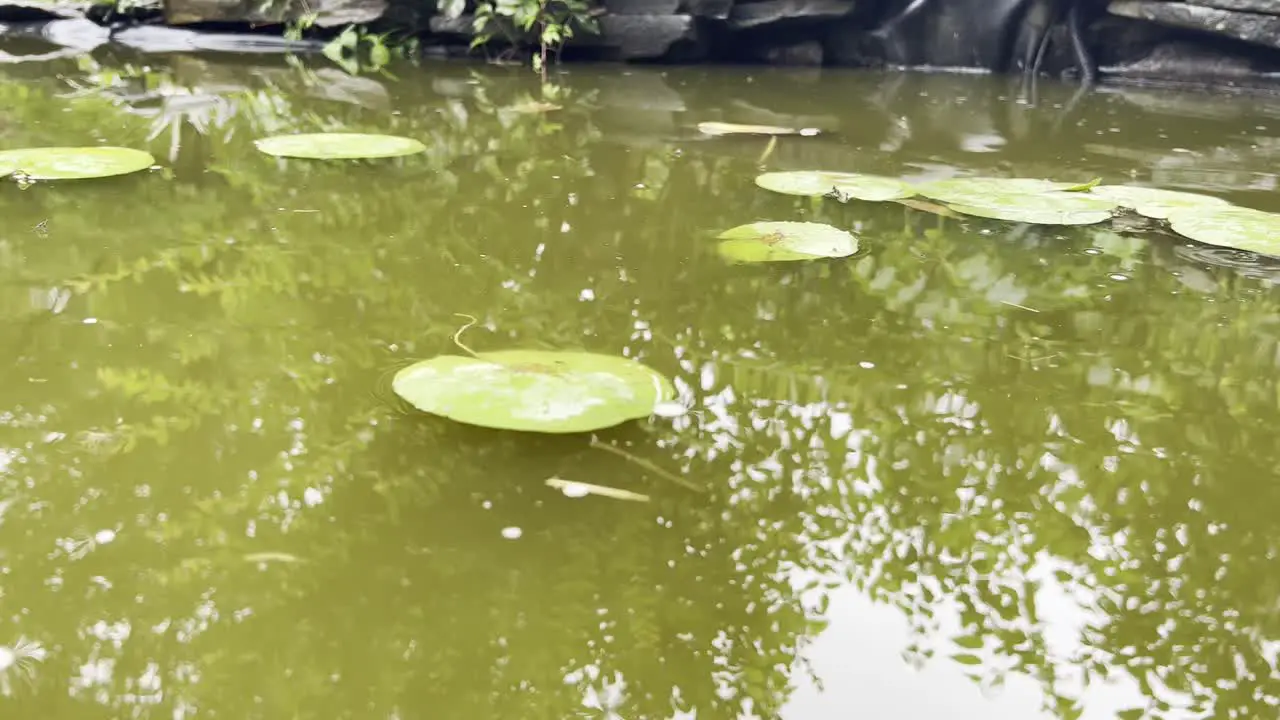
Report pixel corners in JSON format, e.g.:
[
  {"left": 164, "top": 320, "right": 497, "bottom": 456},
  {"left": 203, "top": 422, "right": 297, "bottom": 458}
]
[{"left": 1, "top": 52, "right": 1279, "bottom": 719}]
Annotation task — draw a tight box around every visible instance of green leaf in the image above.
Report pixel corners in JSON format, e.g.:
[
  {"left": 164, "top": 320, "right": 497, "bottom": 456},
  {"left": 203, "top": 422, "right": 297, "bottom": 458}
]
[
  {"left": 1167, "top": 206, "right": 1280, "bottom": 257},
  {"left": 716, "top": 221, "right": 858, "bottom": 263},
  {"left": 1089, "top": 183, "right": 1233, "bottom": 220},
  {"left": 755, "top": 170, "right": 915, "bottom": 202},
  {"left": 391, "top": 350, "right": 675, "bottom": 434},
  {"left": 254, "top": 133, "right": 426, "bottom": 160},
  {"left": 0, "top": 146, "right": 154, "bottom": 180},
  {"left": 950, "top": 653, "right": 984, "bottom": 665}
]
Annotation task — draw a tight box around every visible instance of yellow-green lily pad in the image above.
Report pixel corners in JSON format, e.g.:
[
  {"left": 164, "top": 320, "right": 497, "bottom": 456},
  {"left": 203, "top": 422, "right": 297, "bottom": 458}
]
[
  {"left": 254, "top": 133, "right": 427, "bottom": 160},
  {"left": 391, "top": 350, "right": 675, "bottom": 434},
  {"left": 949, "top": 191, "right": 1117, "bottom": 225},
  {"left": 716, "top": 221, "right": 858, "bottom": 263},
  {"left": 1167, "top": 206, "right": 1280, "bottom": 257},
  {"left": 1088, "top": 184, "right": 1233, "bottom": 220},
  {"left": 0, "top": 146, "right": 155, "bottom": 180},
  {"left": 915, "top": 176, "right": 1088, "bottom": 207},
  {"left": 755, "top": 170, "right": 916, "bottom": 202}
]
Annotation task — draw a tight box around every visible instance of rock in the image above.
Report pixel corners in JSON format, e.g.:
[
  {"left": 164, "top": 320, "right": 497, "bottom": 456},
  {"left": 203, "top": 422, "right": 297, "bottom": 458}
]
[
  {"left": 758, "top": 39, "right": 824, "bottom": 65},
  {"left": 0, "top": 17, "right": 107, "bottom": 50},
  {"left": 0, "top": 0, "right": 87, "bottom": 21},
  {"left": 1184, "top": 0, "right": 1280, "bottom": 14},
  {"left": 729, "top": 0, "right": 858, "bottom": 30},
  {"left": 597, "top": 14, "right": 703, "bottom": 60},
  {"left": 1108, "top": 1, "right": 1280, "bottom": 50},
  {"left": 605, "top": 0, "right": 731, "bottom": 17},
  {"left": 162, "top": 0, "right": 386, "bottom": 27},
  {"left": 111, "top": 25, "right": 326, "bottom": 53},
  {"left": 605, "top": 0, "right": 680, "bottom": 13}
]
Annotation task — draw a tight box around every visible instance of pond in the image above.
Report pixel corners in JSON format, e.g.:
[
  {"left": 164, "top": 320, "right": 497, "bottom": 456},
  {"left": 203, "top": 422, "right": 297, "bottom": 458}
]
[{"left": 1, "top": 51, "right": 1279, "bottom": 719}]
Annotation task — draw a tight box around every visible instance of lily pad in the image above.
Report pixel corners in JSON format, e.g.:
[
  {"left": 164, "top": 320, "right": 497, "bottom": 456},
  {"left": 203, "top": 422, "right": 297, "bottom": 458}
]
[
  {"left": 1088, "top": 184, "right": 1232, "bottom": 220},
  {"left": 716, "top": 221, "right": 858, "bottom": 263},
  {"left": 915, "top": 176, "right": 1089, "bottom": 206},
  {"left": 755, "top": 170, "right": 915, "bottom": 202},
  {"left": 948, "top": 191, "right": 1117, "bottom": 226},
  {"left": 0, "top": 146, "right": 154, "bottom": 180},
  {"left": 1166, "top": 206, "right": 1280, "bottom": 257},
  {"left": 698, "top": 121, "right": 819, "bottom": 137},
  {"left": 391, "top": 350, "right": 675, "bottom": 434},
  {"left": 254, "top": 133, "right": 426, "bottom": 160}
]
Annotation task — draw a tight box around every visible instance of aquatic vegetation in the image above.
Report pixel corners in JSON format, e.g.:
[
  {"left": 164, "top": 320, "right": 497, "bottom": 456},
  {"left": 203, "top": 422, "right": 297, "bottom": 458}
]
[
  {"left": 545, "top": 477, "right": 650, "bottom": 502},
  {"left": 755, "top": 170, "right": 915, "bottom": 202},
  {"left": 698, "top": 121, "right": 820, "bottom": 137},
  {"left": 0, "top": 147, "right": 154, "bottom": 181},
  {"left": 392, "top": 349, "right": 675, "bottom": 433},
  {"left": 1088, "top": 183, "right": 1234, "bottom": 220},
  {"left": 1167, "top": 206, "right": 1280, "bottom": 257},
  {"left": 435, "top": 0, "right": 599, "bottom": 81},
  {"left": 945, "top": 191, "right": 1117, "bottom": 226},
  {"left": 716, "top": 221, "right": 858, "bottom": 263},
  {"left": 253, "top": 133, "right": 427, "bottom": 160}
]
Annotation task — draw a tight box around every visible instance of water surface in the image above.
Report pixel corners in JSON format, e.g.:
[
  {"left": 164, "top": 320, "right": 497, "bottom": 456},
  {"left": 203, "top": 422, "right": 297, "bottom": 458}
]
[{"left": 1, "top": 53, "right": 1279, "bottom": 719}]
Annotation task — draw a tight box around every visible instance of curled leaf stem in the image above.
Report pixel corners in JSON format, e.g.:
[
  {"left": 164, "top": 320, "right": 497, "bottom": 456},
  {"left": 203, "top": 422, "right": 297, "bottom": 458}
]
[{"left": 451, "top": 313, "right": 480, "bottom": 357}]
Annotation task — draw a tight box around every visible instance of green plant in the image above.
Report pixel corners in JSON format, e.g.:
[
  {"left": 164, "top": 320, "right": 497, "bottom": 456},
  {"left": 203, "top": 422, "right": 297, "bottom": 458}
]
[{"left": 439, "top": 0, "right": 599, "bottom": 82}]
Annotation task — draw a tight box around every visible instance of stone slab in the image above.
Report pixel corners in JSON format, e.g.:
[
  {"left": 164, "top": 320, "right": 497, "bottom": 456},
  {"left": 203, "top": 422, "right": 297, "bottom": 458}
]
[{"left": 1110, "top": 1, "right": 1280, "bottom": 49}]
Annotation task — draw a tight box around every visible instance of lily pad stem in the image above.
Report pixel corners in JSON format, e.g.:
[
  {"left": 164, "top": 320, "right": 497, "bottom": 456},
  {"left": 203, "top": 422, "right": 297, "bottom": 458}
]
[
  {"left": 588, "top": 437, "right": 706, "bottom": 493},
  {"left": 451, "top": 313, "right": 480, "bottom": 358}
]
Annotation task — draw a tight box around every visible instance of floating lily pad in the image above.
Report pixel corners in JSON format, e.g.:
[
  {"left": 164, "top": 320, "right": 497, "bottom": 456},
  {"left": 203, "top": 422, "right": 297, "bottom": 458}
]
[
  {"left": 0, "top": 146, "right": 154, "bottom": 180},
  {"left": 1088, "top": 184, "right": 1232, "bottom": 220},
  {"left": 698, "top": 121, "right": 819, "bottom": 137},
  {"left": 1166, "top": 206, "right": 1280, "bottom": 257},
  {"left": 392, "top": 350, "right": 675, "bottom": 434},
  {"left": 915, "top": 176, "right": 1088, "bottom": 206},
  {"left": 948, "top": 192, "right": 1117, "bottom": 225},
  {"left": 254, "top": 133, "right": 426, "bottom": 160},
  {"left": 716, "top": 221, "right": 858, "bottom": 263},
  {"left": 755, "top": 170, "right": 915, "bottom": 202}
]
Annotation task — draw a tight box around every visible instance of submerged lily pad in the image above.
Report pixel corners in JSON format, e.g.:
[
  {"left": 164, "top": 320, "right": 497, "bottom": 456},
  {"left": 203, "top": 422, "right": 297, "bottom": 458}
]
[
  {"left": 1166, "top": 206, "right": 1280, "bottom": 257},
  {"left": 1088, "top": 184, "right": 1232, "bottom": 220},
  {"left": 392, "top": 350, "right": 675, "bottom": 434},
  {"left": 755, "top": 170, "right": 915, "bottom": 202},
  {"left": 698, "top": 121, "right": 819, "bottom": 137},
  {"left": 0, "top": 146, "right": 154, "bottom": 180},
  {"left": 254, "top": 133, "right": 426, "bottom": 160},
  {"left": 716, "top": 221, "right": 858, "bottom": 262}
]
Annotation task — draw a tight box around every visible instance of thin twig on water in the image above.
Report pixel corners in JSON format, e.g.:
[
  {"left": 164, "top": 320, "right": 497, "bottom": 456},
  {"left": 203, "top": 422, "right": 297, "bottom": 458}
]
[{"left": 588, "top": 437, "right": 706, "bottom": 493}]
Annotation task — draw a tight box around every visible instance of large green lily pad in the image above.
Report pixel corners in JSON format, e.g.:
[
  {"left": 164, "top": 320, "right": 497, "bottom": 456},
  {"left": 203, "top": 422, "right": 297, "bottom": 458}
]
[
  {"left": 755, "top": 170, "right": 915, "bottom": 202},
  {"left": 391, "top": 350, "right": 675, "bottom": 434},
  {"left": 0, "top": 147, "right": 155, "bottom": 180},
  {"left": 1166, "top": 206, "right": 1280, "bottom": 257},
  {"left": 948, "top": 192, "right": 1117, "bottom": 226},
  {"left": 913, "top": 176, "right": 1118, "bottom": 225},
  {"left": 1088, "top": 184, "right": 1232, "bottom": 220},
  {"left": 716, "top": 221, "right": 858, "bottom": 263},
  {"left": 254, "top": 133, "right": 427, "bottom": 160},
  {"left": 914, "top": 176, "right": 1085, "bottom": 206}
]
